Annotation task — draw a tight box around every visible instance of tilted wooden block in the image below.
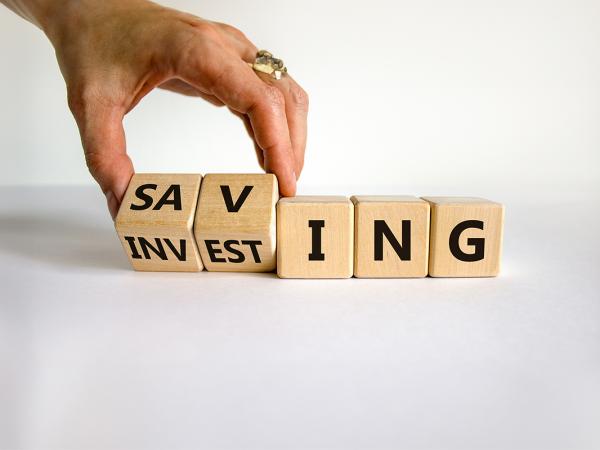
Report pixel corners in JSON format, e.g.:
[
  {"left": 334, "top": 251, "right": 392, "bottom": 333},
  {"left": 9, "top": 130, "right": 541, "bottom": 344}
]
[
  {"left": 351, "top": 196, "right": 430, "bottom": 278},
  {"left": 277, "top": 196, "right": 354, "bottom": 279},
  {"left": 193, "top": 174, "right": 278, "bottom": 272},
  {"left": 422, "top": 197, "right": 504, "bottom": 277},
  {"left": 115, "top": 173, "right": 204, "bottom": 272}
]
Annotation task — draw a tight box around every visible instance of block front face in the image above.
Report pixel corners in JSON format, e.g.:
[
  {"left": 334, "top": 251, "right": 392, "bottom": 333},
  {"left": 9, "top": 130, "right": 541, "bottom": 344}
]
[
  {"left": 115, "top": 173, "right": 203, "bottom": 272},
  {"left": 422, "top": 197, "right": 504, "bottom": 277},
  {"left": 117, "top": 229, "right": 202, "bottom": 272},
  {"left": 277, "top": 196, "right": 354, "bottom": 279},
  {"left": 194, "top": 174, "right": 278, "bottom": 272},
  {"left": 352, "top": 196, "right": 430, "bottom": 278}
]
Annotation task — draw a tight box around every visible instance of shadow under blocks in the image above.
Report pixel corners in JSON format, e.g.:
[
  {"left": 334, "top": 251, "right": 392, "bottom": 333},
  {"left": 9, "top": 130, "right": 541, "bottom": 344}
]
[{"left": 115, "top": 174, "right": 505, "bottom": 278}]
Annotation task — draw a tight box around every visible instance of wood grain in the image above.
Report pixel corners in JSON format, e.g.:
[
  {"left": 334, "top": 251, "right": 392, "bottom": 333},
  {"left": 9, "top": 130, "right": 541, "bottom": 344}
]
[
  {"left": 277, "top": 196, "right": 354, "bottom": 279},
  {"left": 351, "top": 195, "right": 430, "bottom": 278},
  {"left": 115, "top": 173, "right": 203, "bottom": 272},
  {"left": 194, "top": 174, "right": 278, "bottom": 272},
  {"left": 422, "top": 197, "right": 504, "bottom": 277}
]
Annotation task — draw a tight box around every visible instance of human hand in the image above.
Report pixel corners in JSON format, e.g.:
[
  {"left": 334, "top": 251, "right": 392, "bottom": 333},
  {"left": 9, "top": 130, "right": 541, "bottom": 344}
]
[{"left": 41, "top": 0, "right": 308, "bottom": 218}]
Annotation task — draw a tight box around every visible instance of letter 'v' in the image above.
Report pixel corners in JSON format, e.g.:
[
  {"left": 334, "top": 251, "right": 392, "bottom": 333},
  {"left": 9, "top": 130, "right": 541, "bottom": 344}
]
[{"left": 220, "top": 185, "right": 254, "bottom": 212}]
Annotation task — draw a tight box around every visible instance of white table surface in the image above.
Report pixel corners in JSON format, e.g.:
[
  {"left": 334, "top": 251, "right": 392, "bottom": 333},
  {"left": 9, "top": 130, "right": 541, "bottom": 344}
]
[{"left": 1, "top": 186, "right": 599, "bottom": 450}]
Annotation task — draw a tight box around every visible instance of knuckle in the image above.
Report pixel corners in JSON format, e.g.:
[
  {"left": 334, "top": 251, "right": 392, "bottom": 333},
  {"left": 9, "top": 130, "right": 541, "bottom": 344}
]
[
  {"left": 191, "top": 21, "right": 222, "bottom": 42},
  {"left": 67, "top": 92, "right": 81, "bottom": 115},
  {"left": 289, "top": 85, "right": 309, "bottom": 110},
  {"left": 67, "top": 83, "right": 99, "bottom": 117},
  {"left": 67, "top": 85, "right": 85, "bottom": 115},
  {"left": 67, "top": 83, "right": 120, "bottom": 121},
  {"left": 222, "top": 23, "right": 248, "bottom": 40},
  {"left": 262, "top": 86, "right": 285, "bottom": 110},
  {"left": 173, "top": 29, "right": 201, "bottom": 70},
  {"left": 84, "top": 148, "right": 121, "bottom": 185},
  {"left": 84, "top": 149, "right": 105, "bottom": 178},
  {"left": 174, "top": 24, "right": 223, "bottom": 76}
]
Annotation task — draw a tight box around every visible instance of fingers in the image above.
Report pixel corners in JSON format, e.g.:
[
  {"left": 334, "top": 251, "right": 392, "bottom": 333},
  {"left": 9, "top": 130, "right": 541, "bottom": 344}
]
[
  {"left": 256, "top": 73, "right": 308, "bottom": 178},
  {"left": 281, "top": 76, "right": 308, "bottom": 177},
  {"left": 211, "top": 24, "right": 308, "bottom": 179},
  {"left": 159, "top": 79, "right": 225, "bottom": 106},
  {"left": 244, "top": 77, "right": 297, "bottom": 196},
  {"left": 176, "top": 42, "right": 297, "bottom": 196},
  {"left": 69, "top": 94, "right": 134, "bottom": 219}
]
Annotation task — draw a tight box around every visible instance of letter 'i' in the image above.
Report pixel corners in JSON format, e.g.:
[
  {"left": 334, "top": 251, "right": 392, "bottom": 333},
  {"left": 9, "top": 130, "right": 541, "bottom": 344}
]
[
  {"left": 277, "top": 196, "right": 353, "bottom": 278},
  {"left": 308, "top": 220, "right": 325, "bottom": 261},
  {"left": 115, "top": 176, "right": 505, "bottom": 278},
  {"left": 115, "top": 174, "right": 204, "bottom": 272}
]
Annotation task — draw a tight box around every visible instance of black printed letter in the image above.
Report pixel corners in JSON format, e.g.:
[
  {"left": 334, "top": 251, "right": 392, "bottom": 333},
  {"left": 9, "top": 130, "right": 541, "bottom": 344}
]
[
  {"left": 124, "top": 236, "right": 142, "bottom": 259},
  {"left": 139, "top": 237, "right": 168, "bottom": 260},
  {"left": 374, "top": 220, "right": 411, "bottom": 261},
  {"left": 205, "top": 240, "right": 227, "bottom": 263},
  {"left": 130, "top": 184, "right": 157, "bottom": 210},
  {"left": 224, "top": 240, "right": 245, "bottom": 263},
  {"left": 449, "top": 220, "right": 485, "bottom": 262},
  {"left": 164, "top": 238, "right": 187, "bottom": 261},
  {"left": 220, "top": 185, "right": 254, "bottom": 212},
  {"left": 241, "top": 240, "right": 263, "bottom": 263},
  {"left": 308, "top": 220, "right": 325, "bottom": 261},
  {"left": 154, "top": 185, "right": 182, "bottom": 210}
]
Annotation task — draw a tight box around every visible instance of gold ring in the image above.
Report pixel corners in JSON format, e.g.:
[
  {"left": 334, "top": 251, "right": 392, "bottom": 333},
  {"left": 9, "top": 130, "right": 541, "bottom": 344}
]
[{"left": 249, "top": 50, "right": 288, "bottom": 80}]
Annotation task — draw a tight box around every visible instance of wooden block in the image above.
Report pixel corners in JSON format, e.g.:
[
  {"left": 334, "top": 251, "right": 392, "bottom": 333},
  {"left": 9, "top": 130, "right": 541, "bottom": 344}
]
[
  {"left": 351, "top": 196, "right": 430, "bottom": 278},
  {"left": 422, "top": 197, "right": 504, "bottom": 277},
  {"left": 277, "top": 196, "right": 354, "bottom": 279},
  {"left": 115, "top": 173, "right": 203, "bottom": 272},
  {"left": 193, "top": 174, "right": 278, "bottom": 272}
]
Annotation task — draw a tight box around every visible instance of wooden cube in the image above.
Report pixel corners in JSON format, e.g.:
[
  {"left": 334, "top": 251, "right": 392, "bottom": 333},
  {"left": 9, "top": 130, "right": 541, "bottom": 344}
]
[
  {"left": 277, "top": 196, "right": 354, "bottom": 279},
  {"left": 351, "top": 196, "right": 430, "bottom": 278},
  {"left": 422, "top": 197, "right": 504, "bottom": 277},
  {"left": 115, "top": 173, "right": 204, "bottom": 272},
  {"left": 193, "top": 174, "right": 278, "bottom": 272}
]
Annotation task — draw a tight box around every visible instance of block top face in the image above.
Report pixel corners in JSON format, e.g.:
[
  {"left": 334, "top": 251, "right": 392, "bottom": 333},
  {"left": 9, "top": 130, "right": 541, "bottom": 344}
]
[
  {"left": 351, "top": 195, "right": 427, "bottom": 204},
  {"left": 421, "top": 197, "right": 502, "bottom": 207},
  {"left": 195, "top": 173, "right": 278, "bottom": 234},
  {"left": 278, "top": 196, "right": 350, "bottom": 205},
  {"left": 115, "top": 173, "right": 202, "bottom": 229}
]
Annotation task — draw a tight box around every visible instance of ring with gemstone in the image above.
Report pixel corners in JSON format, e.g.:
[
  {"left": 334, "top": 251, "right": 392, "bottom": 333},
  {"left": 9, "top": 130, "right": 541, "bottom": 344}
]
[{"left": 249, "top": 50, "right": 288, "bottom": 80}]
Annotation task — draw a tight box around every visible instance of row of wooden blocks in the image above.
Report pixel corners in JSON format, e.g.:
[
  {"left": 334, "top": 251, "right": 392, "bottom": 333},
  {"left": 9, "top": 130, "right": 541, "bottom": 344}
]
[{"left": 115, "top": 174, "right": 505, "bottom": 278}]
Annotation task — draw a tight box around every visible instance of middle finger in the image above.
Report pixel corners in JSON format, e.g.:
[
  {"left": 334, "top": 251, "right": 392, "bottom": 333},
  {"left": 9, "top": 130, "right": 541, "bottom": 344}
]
[{"left": 256, "top": 72, "right": 308, "bottom": 178}]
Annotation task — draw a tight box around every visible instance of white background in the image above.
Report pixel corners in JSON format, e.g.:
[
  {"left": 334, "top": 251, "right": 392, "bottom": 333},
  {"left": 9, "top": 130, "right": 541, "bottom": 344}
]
[
  {"left": 1, "top": 0, "right": 598, "bottom": 194},
  {"left": 1, "top": 1, "right": 599, "bottom": 449},
  {"left": 2, "top": 186, "right": 600, "bottom": 449}
]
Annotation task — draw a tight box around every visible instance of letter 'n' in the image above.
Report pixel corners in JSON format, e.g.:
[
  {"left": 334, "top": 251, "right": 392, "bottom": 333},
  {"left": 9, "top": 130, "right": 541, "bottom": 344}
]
[{"left": 374, "top": 220, "right": 411, "bottom": 261}]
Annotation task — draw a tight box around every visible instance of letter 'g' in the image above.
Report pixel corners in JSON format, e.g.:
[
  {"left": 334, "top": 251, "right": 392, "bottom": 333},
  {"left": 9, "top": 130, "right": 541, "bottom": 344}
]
[{"left": 449, "top": 220, "right": 485, "bottom": 262}]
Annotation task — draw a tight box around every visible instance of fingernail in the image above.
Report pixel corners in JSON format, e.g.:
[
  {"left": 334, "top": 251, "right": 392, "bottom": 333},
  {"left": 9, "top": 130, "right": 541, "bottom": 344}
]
[{"left": 105, "top": 191, "right": 118, "bottom": 221}]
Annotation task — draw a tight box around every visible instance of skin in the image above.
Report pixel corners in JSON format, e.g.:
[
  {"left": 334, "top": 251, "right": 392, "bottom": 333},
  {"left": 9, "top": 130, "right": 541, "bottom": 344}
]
[{"left": 1, "top": 0, "right": 308, "bottom": 218}]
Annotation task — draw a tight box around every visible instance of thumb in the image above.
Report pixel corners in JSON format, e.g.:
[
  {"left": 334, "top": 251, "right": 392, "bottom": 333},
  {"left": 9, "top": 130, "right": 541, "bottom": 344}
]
[{"left": 72, "top": 101, "right": 134, "bottom": 220}]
